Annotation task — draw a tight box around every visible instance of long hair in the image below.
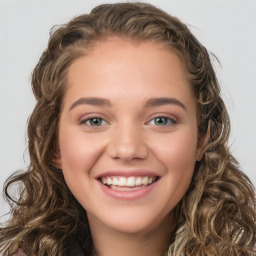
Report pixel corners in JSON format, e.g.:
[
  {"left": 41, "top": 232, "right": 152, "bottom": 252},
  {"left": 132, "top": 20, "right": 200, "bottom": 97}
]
[{"left": 1, "top": 2, "right": 255, "bottom": 255}]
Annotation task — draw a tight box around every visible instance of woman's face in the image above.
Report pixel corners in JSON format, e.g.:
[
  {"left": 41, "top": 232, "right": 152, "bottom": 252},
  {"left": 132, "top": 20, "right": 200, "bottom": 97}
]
[{"left": 57, "top": 38, "right": 202, "bottom": 235}]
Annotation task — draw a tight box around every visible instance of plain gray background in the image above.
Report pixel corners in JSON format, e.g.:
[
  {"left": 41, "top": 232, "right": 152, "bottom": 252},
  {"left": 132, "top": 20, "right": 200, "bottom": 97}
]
[{"left": 0, "top": 0, "right": 255, "bottom": 219}]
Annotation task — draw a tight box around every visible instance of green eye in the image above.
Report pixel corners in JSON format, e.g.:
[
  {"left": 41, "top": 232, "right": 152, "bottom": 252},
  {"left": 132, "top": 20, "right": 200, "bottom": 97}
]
[
  {"left": 89, "top": 118, "right": 102, "bottom": 126},
  {"left": 149, "top": 117, "right": 175, "bottom": 126},
  {"left": 154, "top": 117, "right": 168, "bottom": 126},
  {"left": 84, "top": 118, "right": 107, "bottom": 126}
]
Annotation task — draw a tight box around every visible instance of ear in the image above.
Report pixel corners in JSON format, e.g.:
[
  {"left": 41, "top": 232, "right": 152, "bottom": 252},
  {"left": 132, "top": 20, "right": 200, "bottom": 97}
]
[
  {"left": 52, "top": 144, "right": 62, "bottom": 170},
  {"left": 196, "top": 123, "right": 210, "bottom": 161}
]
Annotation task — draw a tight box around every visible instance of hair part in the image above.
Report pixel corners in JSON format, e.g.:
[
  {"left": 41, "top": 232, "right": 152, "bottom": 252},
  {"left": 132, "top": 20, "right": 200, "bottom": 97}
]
[{"left": 1, "top": 2, "right": 255, "bottom": 256}]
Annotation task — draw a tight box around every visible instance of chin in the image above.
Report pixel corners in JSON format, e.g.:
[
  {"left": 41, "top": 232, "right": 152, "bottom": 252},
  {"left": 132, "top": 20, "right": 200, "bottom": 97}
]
[{"left": 88, "top": 206, "right": 173, "bottom": 235}]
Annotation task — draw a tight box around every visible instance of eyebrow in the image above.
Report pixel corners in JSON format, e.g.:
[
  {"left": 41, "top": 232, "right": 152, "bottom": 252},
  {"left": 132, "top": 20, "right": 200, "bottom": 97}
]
[
  {"left": 69, "top": 97, "right": 111, "bottom": 110},
  {"left": 144, "top": 97, "right": 186, "bottom": 109},
  {"left": 69, "top": 96, "right": 186, "bottom": 111}
]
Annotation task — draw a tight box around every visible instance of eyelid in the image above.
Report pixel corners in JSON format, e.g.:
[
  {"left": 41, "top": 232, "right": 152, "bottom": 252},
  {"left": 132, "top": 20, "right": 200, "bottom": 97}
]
[
  {"left": 146, "top": 113, "right": 178, "bottom": 124},
  {"left": 78, "top": 112, "right": 178, "bottom": 127},
  {"left": 79, "top": 113, "right": 109, "bottom": 125},
  {"left": 84, "top": 118, "right": 107, "bottom": 126}
]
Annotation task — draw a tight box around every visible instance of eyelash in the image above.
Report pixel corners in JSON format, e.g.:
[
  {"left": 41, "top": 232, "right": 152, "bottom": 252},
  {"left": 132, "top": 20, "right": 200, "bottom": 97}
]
[
  {"left": 147, "top": 116, "right": 177, "bottom": 126},
  {"left": 80, "top": 117, "right": 108, "bottom": 127},
  {"left": 80, "top": 115, "right": 177, "bottom": 127}
]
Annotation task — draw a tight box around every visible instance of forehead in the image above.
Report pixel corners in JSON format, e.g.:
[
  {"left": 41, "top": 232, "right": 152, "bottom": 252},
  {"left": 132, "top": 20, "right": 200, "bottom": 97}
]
[{"left": 64, "top": 38, "right": 194, "bottom": 107}]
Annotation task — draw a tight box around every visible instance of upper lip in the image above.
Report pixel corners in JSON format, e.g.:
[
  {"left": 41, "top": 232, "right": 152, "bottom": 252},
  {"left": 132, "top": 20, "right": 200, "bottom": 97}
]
[{"left": 95, "top": 169, "right": 160, "bottom": 179}]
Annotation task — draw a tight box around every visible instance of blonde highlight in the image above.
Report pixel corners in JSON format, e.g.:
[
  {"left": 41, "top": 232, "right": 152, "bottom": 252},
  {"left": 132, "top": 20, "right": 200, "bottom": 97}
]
[{"left": 0, "top": 2, "right": 255, "bottom": 255}]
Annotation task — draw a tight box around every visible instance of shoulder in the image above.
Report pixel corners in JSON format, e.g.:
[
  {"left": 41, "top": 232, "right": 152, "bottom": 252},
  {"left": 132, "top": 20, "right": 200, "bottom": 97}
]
[{"left": 11, "top": 237, "right": 84, "bottom": 256}]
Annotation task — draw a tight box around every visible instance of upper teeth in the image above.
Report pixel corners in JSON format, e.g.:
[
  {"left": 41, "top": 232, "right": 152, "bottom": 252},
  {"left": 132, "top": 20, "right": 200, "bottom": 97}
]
[{"left": 101, "top": 176, "right": 156, "bottom": 187}]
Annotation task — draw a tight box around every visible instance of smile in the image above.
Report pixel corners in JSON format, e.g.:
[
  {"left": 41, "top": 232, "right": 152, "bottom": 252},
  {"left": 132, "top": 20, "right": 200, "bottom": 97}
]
[
  {"left": 98, "top": 175, "right": 159, "bottom": 194},
  {"left": 101, "top": 176, "right": 156, "bottom": 187},
  {"left": 96, "top": 171, "right": 160, "bottom": 200}
]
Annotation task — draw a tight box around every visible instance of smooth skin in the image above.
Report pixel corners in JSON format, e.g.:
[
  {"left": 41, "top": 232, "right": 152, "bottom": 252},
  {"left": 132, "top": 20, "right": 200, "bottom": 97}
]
[{"left": 56, "top": 37, "right": 205, "bottom": 256}]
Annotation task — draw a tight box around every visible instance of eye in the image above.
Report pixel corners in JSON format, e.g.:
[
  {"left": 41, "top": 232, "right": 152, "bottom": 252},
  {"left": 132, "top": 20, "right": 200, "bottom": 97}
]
[
  {"left": 148, "top": 116, "right": 176, "bottom": 126},
  {"left": 81, "top": 117, "right": 107, "bottom": 127}
]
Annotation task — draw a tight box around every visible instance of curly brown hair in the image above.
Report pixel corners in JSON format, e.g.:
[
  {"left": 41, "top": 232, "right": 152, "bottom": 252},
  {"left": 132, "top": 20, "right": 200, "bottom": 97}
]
[{"left": 0, "top": 2, "right": 255, "bottom": 256}]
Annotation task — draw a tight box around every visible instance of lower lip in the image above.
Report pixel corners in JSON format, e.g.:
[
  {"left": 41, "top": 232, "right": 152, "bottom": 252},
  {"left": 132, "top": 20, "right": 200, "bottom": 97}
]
[{"left": 97, "top": 180, "right": 158, "bottom": 201}]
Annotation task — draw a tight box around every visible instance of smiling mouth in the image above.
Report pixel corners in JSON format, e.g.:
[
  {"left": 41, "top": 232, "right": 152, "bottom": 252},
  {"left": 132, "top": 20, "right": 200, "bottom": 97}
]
[{"left": 99, "top": 176, "right": 159, "bottom": 191}]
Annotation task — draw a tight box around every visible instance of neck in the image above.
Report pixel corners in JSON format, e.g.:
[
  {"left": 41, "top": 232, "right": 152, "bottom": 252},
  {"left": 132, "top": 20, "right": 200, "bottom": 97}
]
[{"left": 87, "top": 214, "right": 174, "bottom": 256}]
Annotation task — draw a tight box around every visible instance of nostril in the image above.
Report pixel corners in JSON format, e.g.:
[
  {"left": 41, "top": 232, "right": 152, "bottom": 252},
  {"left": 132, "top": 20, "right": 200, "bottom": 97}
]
[{"left": 106, "top": 140, "right": 149, "bottom": 161}]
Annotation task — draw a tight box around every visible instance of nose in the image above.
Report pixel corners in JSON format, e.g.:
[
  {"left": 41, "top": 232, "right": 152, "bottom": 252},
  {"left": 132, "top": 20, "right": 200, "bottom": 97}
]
[{"left": 107, "top": 123, "right": 149, "bottom": 162}]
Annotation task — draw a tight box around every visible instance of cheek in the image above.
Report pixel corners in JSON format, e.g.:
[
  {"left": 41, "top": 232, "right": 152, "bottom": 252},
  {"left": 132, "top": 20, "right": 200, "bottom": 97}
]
[
  {"left": 156, "top": 131, "right": 197, "bottom": 210},
  {"left": 153, "top": 128, "right": 197, "bottom": 164},
  {"left": 150, "top": 128, "right": 197, "bottom": 188},
  {"left": 58, "top": 129, "right": 105, "bottom": 181},
  {"left": 58, "top": 131, "right": 106, "bottom": 211}
]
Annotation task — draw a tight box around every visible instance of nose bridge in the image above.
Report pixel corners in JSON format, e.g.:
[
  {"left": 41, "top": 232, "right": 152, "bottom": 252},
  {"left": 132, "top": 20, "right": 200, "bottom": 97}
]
[{"left": 107, "top": 120, "right": 148, "bottom": 161}]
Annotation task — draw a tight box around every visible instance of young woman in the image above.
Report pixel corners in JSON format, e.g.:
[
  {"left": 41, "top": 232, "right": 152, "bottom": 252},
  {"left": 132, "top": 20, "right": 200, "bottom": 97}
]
[{"left": 0, "top": 2, "right": 255, "bottom": 256}]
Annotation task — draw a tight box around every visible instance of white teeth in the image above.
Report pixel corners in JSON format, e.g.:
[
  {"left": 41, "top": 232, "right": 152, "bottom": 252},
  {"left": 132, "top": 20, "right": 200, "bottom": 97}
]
[
  {"left": 119, "top": 177, "right": 127, "bottom": 186},
  {"left": 107, "top": 177, "right": 112, "bottom": 185},
  {"left": 135, "top": 177, "right": 142, "bottom": 186},
  {"left": 113, "top": 177, "right": 119, "bottom": 185},
  {"left": 142, "top": 176, "right": 148, "bottom": 185},
  {"left": 100, "top": 176, "right": 157, "bottom": 187},
  {"left": 127, "top": 177, "right": 135, "bottom": 186},
  {"left": 110, "top": 185, "right": 144, "bottom": 191}
]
